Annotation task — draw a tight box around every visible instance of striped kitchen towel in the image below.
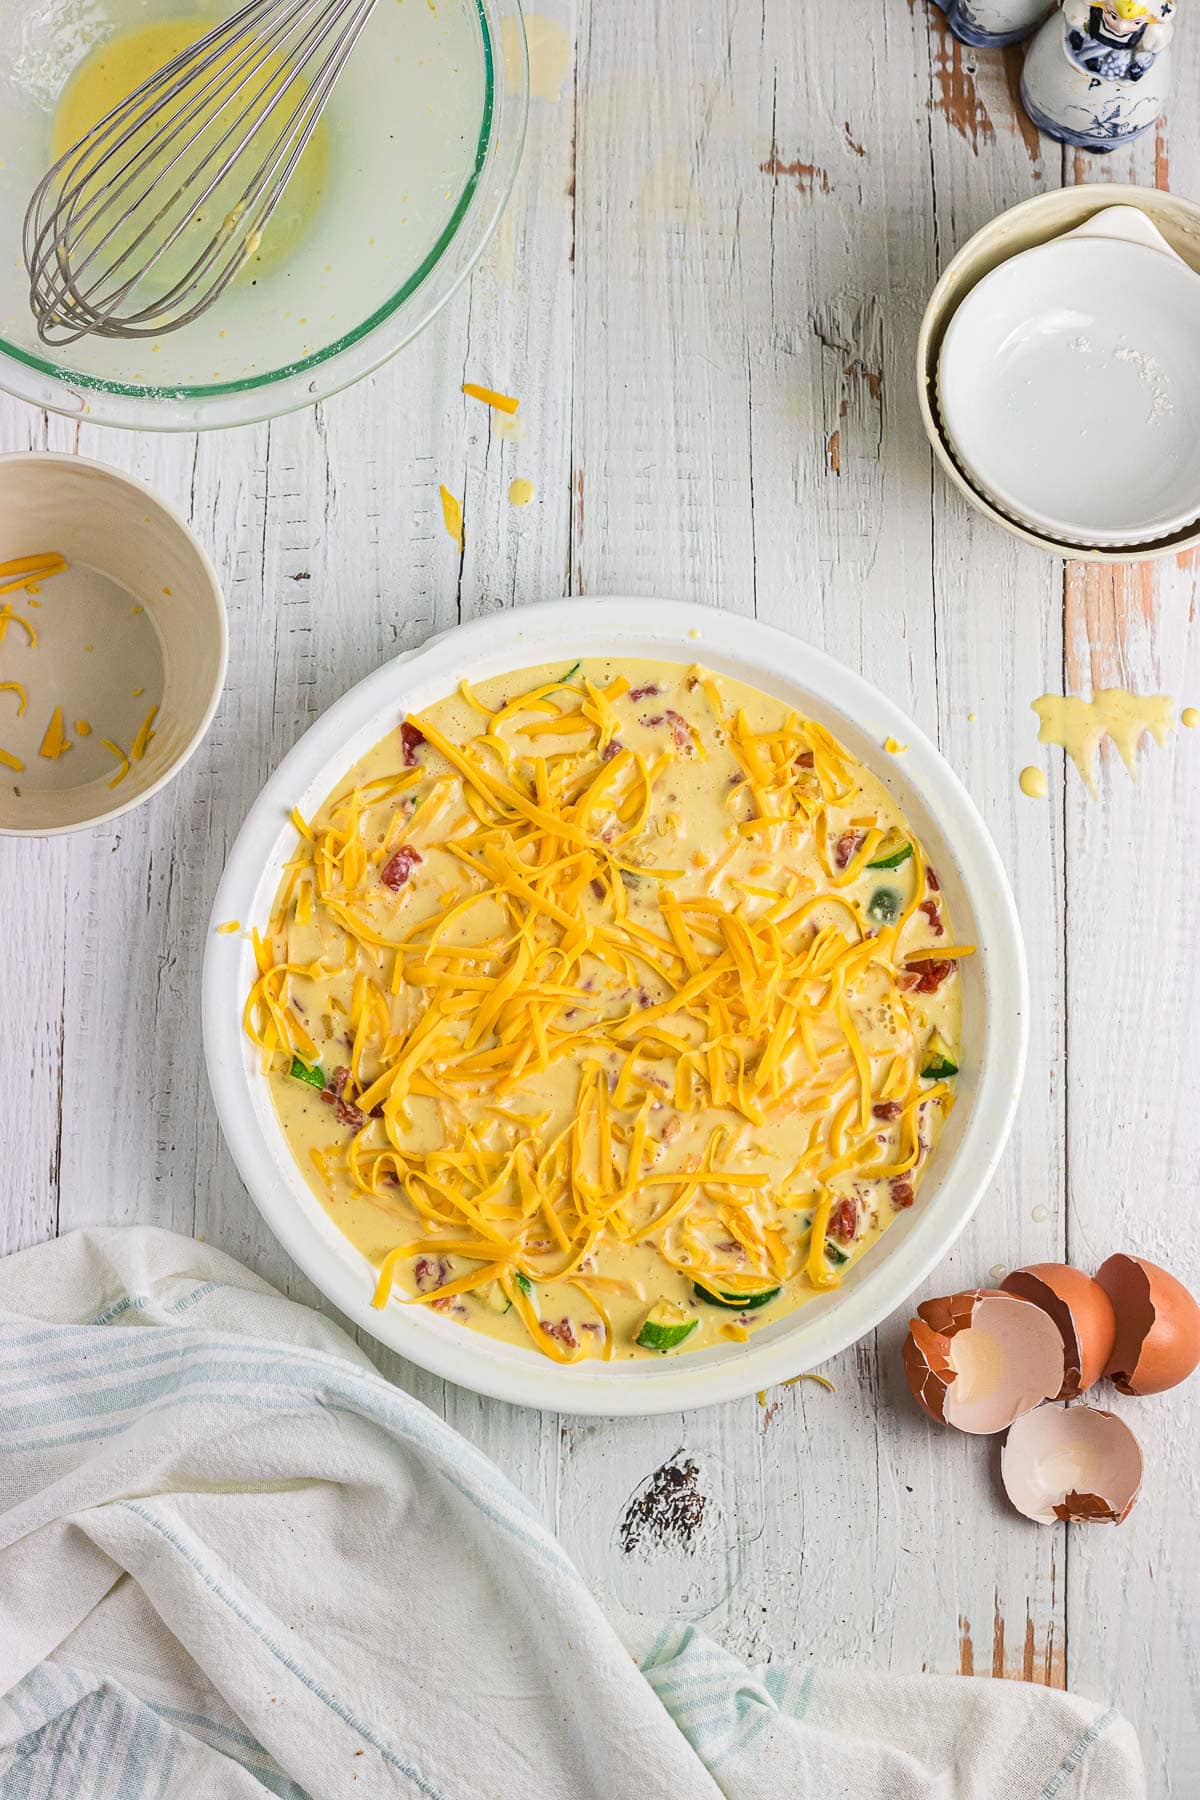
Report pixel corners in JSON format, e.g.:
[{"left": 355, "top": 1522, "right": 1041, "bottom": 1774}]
[{"left": 0, "top": 1228, "right": 1144, "bottom": 1799}]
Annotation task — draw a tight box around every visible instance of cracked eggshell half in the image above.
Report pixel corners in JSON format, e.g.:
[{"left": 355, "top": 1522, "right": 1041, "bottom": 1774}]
[
  {"left": 903, "top": 1289, "right": 1065, "bottom": 1433},
  {"left": 1000, "top": 1263, "right": 1117, "bottom": 1399},
  {"left": 1095, "top": 1254, "right": 1200, "bottom": 1396},
  {"left": 1002, "top": 1404, "right": 1143, "bottom": 1525}
]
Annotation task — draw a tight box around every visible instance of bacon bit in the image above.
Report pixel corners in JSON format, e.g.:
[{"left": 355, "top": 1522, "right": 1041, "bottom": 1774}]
[
  {"left": 926, "top": 867, "right": 940, "bottom": 891},
  {"left": 665, "top": 709, "right": 694, "bottom": 754},
  {"left": 714, "top": 1239, "right": 747, "bottom": 1259},
  {"left": 542, "top": 1318, "right": 580, "bottom": 1350},
  {"left": 628, "top": 684, "right": 661, "bottom": 701},
  {"left": 381, "top": 844, "right": 422, "bottom": 890},
  {"left": 400, "top": 721, "right": 426, "bottom": 766},
  {"left": 901, "top": 958, "right": 954, "bottom": 995},
  {"left": 918, "top": 898, "right": 945, "bottom": 938},
  {"left": 890, "top": 1179, "right": 915, "bottom": 1209},
  {"left": 637, "top": 987, "right": 653, "bottom": 1008},
  {"left": 661, "top": 1114, "right": 683, "bottom": 1144},
  {"left": 829, "top": 1197, "right": 858, "bottom": 1242},
  {"left": 795, "top": 750, "right": 815, "bottom": 769},
  {"left": 640, "top": 713, "right": 665, "bottom": 728},
  {"left": 600, "top": 738, "right": 623, "bottom": 762},
  {"left": 414, "top": 1255, "right": 451, "bottom": 1292},
  {"left": 834, "top": 830, "right": 863, "bottom": 870},
  {"left": 323, "top": 1065, "right": 366, "bottom": 1129},
  {"left": 590, "top": 876, "right": 605, "bottom": 900},
  {"left": 873, "top": 1100, "right": 902, "bottom": 1121}
]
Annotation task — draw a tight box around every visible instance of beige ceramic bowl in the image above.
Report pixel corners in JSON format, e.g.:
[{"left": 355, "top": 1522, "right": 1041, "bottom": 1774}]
[
  {"left": 917, "top": 184, "right": 1200, "bottom": 563},
  {"left": 0, "top": 454, "right": 226, "bottom": 834}
]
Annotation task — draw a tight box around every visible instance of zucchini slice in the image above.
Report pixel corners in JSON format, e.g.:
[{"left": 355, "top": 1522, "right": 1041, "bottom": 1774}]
[
  {"left": 693, "top": 1282, "right": 782, "bottom": 1311},
  {"left": 636, "top": 1299, "right": 700, "bottom": 1352},
  {"left": 866, "top": 833, "right": 913, "bottom": 871},
  {"left": 921, "top": 1029, "right": 959, "bottom": 1079}
]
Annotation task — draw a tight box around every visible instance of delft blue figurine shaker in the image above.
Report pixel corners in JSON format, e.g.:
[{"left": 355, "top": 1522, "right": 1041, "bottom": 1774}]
[
  {"left": 1021, "top": 2, "right": 1177, "bottom": 149},
  {"left": 932, "top": 1, "right": 1055, "bottom": 46}
]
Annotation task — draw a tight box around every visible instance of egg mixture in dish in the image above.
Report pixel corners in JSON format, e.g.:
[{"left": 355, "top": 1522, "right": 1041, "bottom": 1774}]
[{"left": 245, "top": 658, "right": 972, "bottom": 1363}]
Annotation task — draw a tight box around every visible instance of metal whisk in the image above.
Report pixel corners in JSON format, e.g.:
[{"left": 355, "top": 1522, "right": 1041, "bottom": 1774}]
[{"left": 25, "top": 0, "right": 379, "bottom": 346}]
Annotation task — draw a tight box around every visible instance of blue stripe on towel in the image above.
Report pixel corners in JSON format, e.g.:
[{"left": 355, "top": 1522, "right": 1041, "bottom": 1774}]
[
  {"left": 1038, "top": 1707, "right": 1118, "bottom": 1798},
  {"left": 0, "top": 1333, "right": 575, "bottom": 1582},
  {"left": 122, "top": 1501, "right": 446, "bottom": 1799}
]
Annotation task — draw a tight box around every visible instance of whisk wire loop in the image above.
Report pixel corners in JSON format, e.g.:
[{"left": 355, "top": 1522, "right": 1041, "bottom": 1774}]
[{"left": 24, "top": 0, "right": 379, "bottom": 345}]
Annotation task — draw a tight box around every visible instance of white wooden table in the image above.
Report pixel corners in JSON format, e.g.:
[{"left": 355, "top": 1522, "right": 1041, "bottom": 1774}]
[{"left": 4, "top": 3, "right": 1198, "bottom": 1789}]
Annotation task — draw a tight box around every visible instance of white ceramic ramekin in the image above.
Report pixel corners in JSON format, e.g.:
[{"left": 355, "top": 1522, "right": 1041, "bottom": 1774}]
[
  {"left": 917, "top": 184, "right": 1200, "bottom": 562},
  {"left": 203, "top": 598, "right": 1028, "bottom": 1415},
  {"left": 0, "top": 453, "right": 226, "bottom": 835},
  {"left": 936, "top": 217, "right": 1200, "bottom": 549}
]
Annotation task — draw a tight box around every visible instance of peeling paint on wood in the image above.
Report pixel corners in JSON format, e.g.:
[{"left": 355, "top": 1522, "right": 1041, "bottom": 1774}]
[
  {"left": 959, "top": 1615, "right": 975, "bottom": 1677},
  {"left": 1064, "top": 560, "right": 1157, "bottom": 693},
  {"left": 1001, "top": 42, "right": 1042, "bottom": 168},
  {"left": 759, "top": 151, "right": 831, "bottom": 195},
  {"left": 928, "top": 11, "right": 996, "bottom": 152}
]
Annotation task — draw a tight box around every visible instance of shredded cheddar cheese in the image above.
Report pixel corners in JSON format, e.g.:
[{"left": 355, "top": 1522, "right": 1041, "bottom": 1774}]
[
  {"left": 246, "top": 659, "right": 968, "bottom": 1363},
  {"left": 0, "top": 552, "right": 66, "bottom": 599},
  {"left": 101, "top": 737, "right": 131, "bottom": 788},
  {"left": 462, "top": 382, "right": 520, "bottom": 414},
  {"left": 439, "top": 485, "right": 464, "bottom": 549},
  {"left": 130, "top": 704, "right": 158, "bottom": 761},
  {"left": 38, "top": 706, "right": 71, "bottom": 760},
  {"left": 0, "top": 609, "right": 37, "bottom": 647}
]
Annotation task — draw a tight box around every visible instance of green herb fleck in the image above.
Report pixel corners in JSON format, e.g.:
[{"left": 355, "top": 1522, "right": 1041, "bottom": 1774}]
[{"left": 289, "top": 1058, "right": 325, "bottom": 1090}]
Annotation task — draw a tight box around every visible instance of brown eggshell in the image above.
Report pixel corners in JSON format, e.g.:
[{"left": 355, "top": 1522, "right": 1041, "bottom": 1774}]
[
  {"left": 1001, "top": 1404, "right": 1143, "bottom": 1525},
  {"left": 1095, "top": 1254, "right": 1200, "bottom": 1395},
  {"left": 903, "top": 1289, "right": 1065, "bottom": 1434},
  {"left": 1000, "top": 1263, "right": 1117, "bottom": 1399}
]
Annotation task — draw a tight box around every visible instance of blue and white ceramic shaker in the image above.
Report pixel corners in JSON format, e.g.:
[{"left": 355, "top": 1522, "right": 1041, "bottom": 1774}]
[{"left": 1021, "top": 2, "right": 1177, "bottom": 149}]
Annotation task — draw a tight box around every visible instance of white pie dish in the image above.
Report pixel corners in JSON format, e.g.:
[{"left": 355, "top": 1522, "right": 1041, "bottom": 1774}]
[
  {"left": 936, "top": 228, "right": 1200, "bottom": 549},
  {"left": 202, "top": 597, "right": 1027, "bottom": 1415}
]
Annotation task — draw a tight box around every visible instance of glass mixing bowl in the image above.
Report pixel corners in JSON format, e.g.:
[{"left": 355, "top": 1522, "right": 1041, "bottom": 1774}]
[{"left": 1, "top": 0, "right": 528, "bottom": 430}]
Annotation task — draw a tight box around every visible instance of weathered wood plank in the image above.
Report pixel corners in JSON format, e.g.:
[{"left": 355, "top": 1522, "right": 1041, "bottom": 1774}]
[
  {"left": 1058, "top": 37, "right": 1200, "bottom": 1786},
  {"left": 894, "top": 3, "right": 1069, "bottom": 1696}
]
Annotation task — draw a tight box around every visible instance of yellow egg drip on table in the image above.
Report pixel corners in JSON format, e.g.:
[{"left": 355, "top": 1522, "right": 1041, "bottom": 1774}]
[
  {"left": 51, "top": 16, "right": 330, "bottom": 285},
  {"left": 1031, "top": 690, "right": 1175, "bottom": 794}
]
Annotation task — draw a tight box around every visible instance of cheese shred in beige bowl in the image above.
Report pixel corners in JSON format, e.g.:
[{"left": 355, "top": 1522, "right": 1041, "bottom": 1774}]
[{"left": 245, "top": 659, "right": 972, "bottom": 1363}]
